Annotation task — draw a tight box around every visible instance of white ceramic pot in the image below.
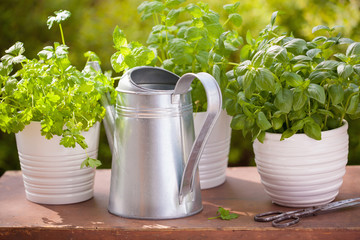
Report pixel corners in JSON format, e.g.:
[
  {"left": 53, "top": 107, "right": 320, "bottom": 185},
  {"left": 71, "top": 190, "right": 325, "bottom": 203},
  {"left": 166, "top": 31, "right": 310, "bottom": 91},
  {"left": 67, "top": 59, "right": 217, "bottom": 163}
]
[
  {"left": 15, "top": 121, "right": 100, "bottom": 204},
  {"left": 253, "top": 121, "right": 348, "bottom": 207},
  {"left": 193, "top": 109, "right": 232, "bottom": 189}
]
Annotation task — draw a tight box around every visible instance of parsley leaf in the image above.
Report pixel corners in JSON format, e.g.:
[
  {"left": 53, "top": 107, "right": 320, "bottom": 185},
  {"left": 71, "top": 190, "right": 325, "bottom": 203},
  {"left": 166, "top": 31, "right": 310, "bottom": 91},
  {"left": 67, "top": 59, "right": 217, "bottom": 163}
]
[{"left": 208, "top": 207, "right": 239, "bottom": 220}]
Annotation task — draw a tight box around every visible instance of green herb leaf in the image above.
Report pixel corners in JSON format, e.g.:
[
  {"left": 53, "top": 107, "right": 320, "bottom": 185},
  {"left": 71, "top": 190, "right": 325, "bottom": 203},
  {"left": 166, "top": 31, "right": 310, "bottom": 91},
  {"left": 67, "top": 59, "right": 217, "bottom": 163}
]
[
  {"left": 272, "top": 117, "right": 284, "bottom": 130},
  {"left": 228, "top": 13, "right": 242, "bottom": 27},
  {"left": 282, "top": 72, "right": 303, "bottom": 87},
  {"left": 315, "top": 60, "right": 340, "bottom": 71},
  {"left": 223, "top": 2, "right": 240, "bottom": 14},
  {"left": 81, "top": 157, "right": 102, "bottom": 168},
  {"left": 113, "top": 26, "right": 128, "bottom": 50},
  {"left": 337, "top": 63, "right": 354, "bottom": 79},
  {"left": 304, "top": 122, "right": 322, "bottom": 140},
  {"left": 306, "top": 48, "right": 322, "bottom": 59},
  {"left": 281, "top": 128, "right": 296, "bottom": 140},
  {"left": 208, "top": 207, "right": 239, "bottom": 220},
  {"left": 270, "top": 11, "right": 278, "bottom": 26},
  {"left": 231, "top": 114, "right": 247, "bottom": 130},
  {"left": 284, "top": 38, "right": 307, "bottom": 55},
  {"left": 346, "top": 94, "right": 359, "bottom": 114},
  {"left": 4, "top": 42, "right": 25, "bottom": 56},
  {"left": 308, "top": 70, "right": 332, "bottom": 84},
  {"left": 306, "top": 83, "right": 325, "bottom": 104},
  {"left": 328, "top": 84, "right": 344, "bottom": 105},
  {"left": 274, "top": 88, "right": 293, "bottom": 113},
  {"left": 185, "top": 4, "right": 203, "bottom": 18},
  {"left": 256, "top": 111, "right": 272, "bottom": 131},
  {"left": 137, "top": 1, "right": 165, "bottom": 20},
  {"left": 165, "top": 0, "right": 186, "bottom": 8},
  {"left": 47, "top": 10, "right": 71, "bottom": 29},
  {"left": 293, "top": 90, "right": 307, "bottom": 111},
  {"left": 312, "top": 25, "right": 331, "bottom": 34},
  {"left": 266, "top": 45, "right": 288, "bottom": 63},
  {"left": 255, "top": 68, "right": 276, "bottom": 92},
  {"left": 346, "top": 42, "right": 360, "bottom": 57}
]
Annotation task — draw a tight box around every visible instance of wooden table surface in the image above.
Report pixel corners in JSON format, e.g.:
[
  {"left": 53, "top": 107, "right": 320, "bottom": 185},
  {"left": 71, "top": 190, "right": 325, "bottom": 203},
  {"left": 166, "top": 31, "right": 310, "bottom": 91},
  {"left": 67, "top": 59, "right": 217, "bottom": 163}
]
[{"left": 0, "top": 166, "right": 360, "bottom": 240}]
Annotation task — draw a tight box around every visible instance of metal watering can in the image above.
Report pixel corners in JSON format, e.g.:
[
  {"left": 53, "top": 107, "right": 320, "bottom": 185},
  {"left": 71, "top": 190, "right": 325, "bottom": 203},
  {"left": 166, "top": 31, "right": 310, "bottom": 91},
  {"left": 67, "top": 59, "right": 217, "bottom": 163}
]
[{"left": 92, "top": 63, "right": 222, "bottom": 219}]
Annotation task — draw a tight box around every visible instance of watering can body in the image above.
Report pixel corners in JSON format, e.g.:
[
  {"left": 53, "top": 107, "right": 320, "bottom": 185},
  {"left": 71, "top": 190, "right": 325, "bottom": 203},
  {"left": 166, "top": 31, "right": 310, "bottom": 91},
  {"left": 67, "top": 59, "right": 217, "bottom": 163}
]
[{"left": 98, "top": 65, "right": 222, "bottom": 219}]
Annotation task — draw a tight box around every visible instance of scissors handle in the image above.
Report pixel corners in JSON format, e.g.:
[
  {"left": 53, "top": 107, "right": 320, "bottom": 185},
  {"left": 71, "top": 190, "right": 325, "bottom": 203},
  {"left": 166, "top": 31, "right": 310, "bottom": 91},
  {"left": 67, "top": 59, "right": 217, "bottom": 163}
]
[
  {"left": 272, "top": 215, "right": 300, "bottom": 228},
  {"left": 254, "top": 211, "right": 286, "bottom": 222}
]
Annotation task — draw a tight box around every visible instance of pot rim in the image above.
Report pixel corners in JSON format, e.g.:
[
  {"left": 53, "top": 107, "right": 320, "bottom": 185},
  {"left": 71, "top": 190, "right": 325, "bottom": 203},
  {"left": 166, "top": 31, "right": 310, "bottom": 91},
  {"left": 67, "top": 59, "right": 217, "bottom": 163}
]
[{"left": 262, "top": 120, "right": 348, "bottom": 141}]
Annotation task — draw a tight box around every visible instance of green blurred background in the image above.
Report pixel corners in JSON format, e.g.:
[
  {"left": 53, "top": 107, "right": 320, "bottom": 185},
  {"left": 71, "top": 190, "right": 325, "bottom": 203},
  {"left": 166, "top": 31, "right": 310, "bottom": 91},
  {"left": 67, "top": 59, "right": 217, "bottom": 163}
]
[{"left": 1, "top": 0, "right": 360, "bottom": 175}]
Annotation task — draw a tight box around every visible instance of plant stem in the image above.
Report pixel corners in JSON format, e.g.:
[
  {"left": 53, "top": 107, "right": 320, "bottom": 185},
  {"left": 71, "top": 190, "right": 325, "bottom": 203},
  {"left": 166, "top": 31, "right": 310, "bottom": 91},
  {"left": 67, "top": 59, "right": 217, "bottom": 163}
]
[
  {"left": 324, "top": 94, "right": 331, "bottom": 129},
  {"left": 222, "top": 18, "right": 230, "bottom": 27},
  {"left": 285, "top": 114, "right": 289, "bottom": 129},
  {"left": 157, "top": 56, "right": 163, "bottom": 64},
  {"left": 59, "top": 24, "right": 65, "bottom": 45}
]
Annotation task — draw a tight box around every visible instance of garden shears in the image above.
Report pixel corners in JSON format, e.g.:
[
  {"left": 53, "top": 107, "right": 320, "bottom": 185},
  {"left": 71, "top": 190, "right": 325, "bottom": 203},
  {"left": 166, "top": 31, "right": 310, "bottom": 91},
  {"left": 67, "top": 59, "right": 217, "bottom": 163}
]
[{"left": 254, "top": 197, "right": 360, "bottom": 228}]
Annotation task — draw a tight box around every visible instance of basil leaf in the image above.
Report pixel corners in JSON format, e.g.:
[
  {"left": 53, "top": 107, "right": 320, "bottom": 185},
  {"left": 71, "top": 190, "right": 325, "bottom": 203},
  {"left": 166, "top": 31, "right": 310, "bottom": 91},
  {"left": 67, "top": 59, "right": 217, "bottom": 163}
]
[
  {"left": 256, "top": 111, "right": 272, "bottom": 131},
  {"left": 293, "top": 90, "right": 307, "bottom": 111},
  {"left": 308, "top": 70, "right": 332, "bottom": 84},
  {"left": 281, "top": 72, "right": 303, "bottom": 87},
  {"left": 337, "top": 63, "right": 354, "bottom": 79},
  {"left": 306, "top": 83, "right": 326, "bottom": 104},
  {"left": 254, "top": 68, "right": 276, "bottom": 92},
  {"left": 346, "top": 42, "right": 360, "bottom": 57},
  {"left": 312, "top": 25, "right": 331, "bottom": 33},
  {"left": 266, "top": 45, "right": 288, "bottom": 63},
  {"left": 274, "top": 88, "right": 293, "bottom": 113},
  {"left": 346, "top": 95, "right": 359, "bottom": 114},
  {"left": 328, "top": 84, "right": 344, "bottom": 105},
  {"left": 281, "top": 128, "right": 296, "bottom": 140},
  {"left": 272, "top": 117, "right": 284, "bottom": 130},
  {"left": 284, "top": 38, "right": 307, "bottom": 55},
  {"left": 270, "top": 11, "right": 278, "bottom": 26},
  {"left": 315, "top": 60, "right": 340, "bottom": 71},
  {"left": 304, "top": 122, "right": 322, "bottom": 140},
  {"left": 306, "top": 49, "right": 322, "bottom": 59}
]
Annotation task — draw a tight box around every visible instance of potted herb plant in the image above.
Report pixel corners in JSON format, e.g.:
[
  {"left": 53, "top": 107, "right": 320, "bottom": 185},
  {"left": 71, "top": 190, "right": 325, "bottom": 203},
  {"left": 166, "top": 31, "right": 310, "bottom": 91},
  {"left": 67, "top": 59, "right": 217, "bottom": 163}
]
[
  {"left": 0, "top": 10, "right": 114, "bottom": 204},
  {"left": 226, "top": 12, "right": 360, "bottom": 207},
  {"left": 110, "top": 0, "right": 243, "bottom": 189}
]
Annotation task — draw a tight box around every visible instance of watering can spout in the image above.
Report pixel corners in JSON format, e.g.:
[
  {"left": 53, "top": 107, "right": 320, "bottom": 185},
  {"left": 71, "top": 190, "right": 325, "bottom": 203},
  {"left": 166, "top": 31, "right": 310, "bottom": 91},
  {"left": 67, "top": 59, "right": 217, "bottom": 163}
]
[{"left": 87, "top": 61, "right": 115, "bottom": 154}]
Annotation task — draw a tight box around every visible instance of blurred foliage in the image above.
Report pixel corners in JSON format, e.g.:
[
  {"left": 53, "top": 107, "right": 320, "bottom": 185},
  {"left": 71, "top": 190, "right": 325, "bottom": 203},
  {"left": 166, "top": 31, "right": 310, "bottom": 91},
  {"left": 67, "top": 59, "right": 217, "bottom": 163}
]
[{"left": 1, "top": 0, "right": 360, "bottom": 174}]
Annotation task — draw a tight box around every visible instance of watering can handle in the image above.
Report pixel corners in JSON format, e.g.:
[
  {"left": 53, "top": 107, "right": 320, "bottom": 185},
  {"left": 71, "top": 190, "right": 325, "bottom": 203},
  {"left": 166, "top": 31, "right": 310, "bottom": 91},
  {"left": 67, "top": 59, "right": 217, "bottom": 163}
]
[{"left": 173, "top": 72, "right": 222, "bottom": 203}]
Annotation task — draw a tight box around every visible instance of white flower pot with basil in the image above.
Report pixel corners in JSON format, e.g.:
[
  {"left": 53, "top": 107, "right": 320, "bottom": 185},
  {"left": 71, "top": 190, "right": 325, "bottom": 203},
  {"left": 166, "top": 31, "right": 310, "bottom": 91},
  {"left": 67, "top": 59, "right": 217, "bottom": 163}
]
[
  {"left": 226, "top": 12, "right": 360, "bottom": 207},
  {"left": 0, "top": 11, "right": 114, "bottom": 204},
  {"left": 110, "top": 2, "right": 243, "bottom": 188}
]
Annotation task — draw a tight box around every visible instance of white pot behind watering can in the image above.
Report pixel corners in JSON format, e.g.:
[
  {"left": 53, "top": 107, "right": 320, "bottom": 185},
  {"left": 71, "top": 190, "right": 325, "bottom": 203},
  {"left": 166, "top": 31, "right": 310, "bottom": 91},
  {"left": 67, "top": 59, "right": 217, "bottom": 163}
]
[{"left": 97, "top": 64, "right": 222, "bottom": 219}]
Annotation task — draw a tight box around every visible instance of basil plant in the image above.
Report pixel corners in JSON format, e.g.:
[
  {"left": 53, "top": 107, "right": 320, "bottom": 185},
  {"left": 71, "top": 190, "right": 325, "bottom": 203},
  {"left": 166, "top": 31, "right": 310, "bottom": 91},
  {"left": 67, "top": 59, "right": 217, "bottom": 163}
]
[{"left": 226, "top": 12, "right": 360, "bottom": 142}]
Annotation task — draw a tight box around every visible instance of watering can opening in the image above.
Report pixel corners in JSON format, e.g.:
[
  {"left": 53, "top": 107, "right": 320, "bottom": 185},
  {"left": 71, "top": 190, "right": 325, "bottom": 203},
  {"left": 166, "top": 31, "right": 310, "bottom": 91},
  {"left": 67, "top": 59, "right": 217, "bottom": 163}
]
[{"left": 130, "top": 67, "right": 180, "bottom": 91}]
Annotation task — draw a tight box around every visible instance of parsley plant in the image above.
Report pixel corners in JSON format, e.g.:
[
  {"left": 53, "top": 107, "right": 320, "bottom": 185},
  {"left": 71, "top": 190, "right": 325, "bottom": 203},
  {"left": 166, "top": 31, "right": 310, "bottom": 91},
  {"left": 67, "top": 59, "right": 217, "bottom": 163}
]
[{"left": 0, "top": 10, "right": 115, "bottom": 168}]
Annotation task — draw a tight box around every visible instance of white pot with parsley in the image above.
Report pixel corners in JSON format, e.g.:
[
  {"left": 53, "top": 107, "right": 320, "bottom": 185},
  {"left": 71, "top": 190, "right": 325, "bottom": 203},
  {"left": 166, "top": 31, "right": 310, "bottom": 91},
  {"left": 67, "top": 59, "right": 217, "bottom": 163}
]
[
  {"left": 0, "top": 10, "right": 115, "bottom": 204},
  {"left": 226, "top": 12, "right": 360, "bottom": 207}
]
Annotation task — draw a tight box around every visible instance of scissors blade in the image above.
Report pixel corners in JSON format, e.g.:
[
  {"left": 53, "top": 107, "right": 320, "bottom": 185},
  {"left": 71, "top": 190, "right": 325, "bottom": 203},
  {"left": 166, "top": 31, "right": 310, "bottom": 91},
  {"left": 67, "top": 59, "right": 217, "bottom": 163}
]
[{"left": 319, "top": 198, "right": 360, "bottom": 212}]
